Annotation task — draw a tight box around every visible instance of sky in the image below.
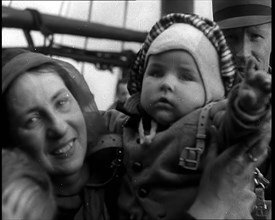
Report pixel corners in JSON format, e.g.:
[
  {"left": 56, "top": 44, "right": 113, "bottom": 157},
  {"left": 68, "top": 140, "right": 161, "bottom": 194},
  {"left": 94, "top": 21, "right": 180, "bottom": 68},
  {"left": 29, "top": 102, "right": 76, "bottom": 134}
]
[{"left": 2, "top": 1, "right": 213, "bottom": 110}]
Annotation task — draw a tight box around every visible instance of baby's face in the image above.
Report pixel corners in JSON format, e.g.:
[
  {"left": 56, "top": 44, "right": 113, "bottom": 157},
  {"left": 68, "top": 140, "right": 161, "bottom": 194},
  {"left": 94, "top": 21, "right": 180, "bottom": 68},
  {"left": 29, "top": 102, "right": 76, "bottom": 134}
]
[{"left": 141, "top": 50, "right": 205, "bottom": 126}]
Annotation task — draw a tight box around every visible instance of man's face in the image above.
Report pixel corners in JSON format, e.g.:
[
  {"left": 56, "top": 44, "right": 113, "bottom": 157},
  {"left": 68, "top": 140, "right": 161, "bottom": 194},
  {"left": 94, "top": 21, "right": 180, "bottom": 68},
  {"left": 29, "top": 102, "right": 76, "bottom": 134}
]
[
  {"left": 223, "top": 23, "right": 271, "bottom": 75},
  {"left": 117, "top": 83, "right": 130, "bottom": 103}
]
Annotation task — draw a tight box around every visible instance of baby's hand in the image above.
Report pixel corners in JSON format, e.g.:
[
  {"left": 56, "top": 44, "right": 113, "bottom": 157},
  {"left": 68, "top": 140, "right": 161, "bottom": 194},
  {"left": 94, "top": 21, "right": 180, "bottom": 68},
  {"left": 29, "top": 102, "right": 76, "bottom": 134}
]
[{"left": 238, "top": 58, "right": 271, "bottom": 114}]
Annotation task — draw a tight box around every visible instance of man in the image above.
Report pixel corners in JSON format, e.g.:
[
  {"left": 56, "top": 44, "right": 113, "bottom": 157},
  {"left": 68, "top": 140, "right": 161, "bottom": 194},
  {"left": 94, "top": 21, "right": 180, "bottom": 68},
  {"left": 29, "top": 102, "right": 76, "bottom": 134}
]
[
  {"left": 108, "top": 78, "right": 130, "bottom": 110},
  {"left": 212, "top": 0, "right": 271, "bottom": 80},
  {"left": 212, "top": 0, "right": 272, "bottom": 218}
]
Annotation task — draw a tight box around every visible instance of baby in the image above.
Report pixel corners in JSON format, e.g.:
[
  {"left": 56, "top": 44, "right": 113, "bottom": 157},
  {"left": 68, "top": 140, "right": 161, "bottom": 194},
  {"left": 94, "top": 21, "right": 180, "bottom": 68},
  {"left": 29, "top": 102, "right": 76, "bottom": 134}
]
[
  {"left": 100, "top": 13, "right": 271, "bottom": 220},
  {"left": 2, "top": 148, "right": 56, "bottom": 220}
]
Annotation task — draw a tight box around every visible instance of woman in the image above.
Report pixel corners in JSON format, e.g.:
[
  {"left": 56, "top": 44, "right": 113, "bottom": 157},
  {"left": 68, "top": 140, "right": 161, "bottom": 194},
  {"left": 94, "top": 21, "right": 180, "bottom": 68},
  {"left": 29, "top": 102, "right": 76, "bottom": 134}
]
[
  {"left": 2, "top": 49, "right": 268, "bottom": 220},
  {"left": 2, "top": 48, "right": 119, "bottom": 220}
]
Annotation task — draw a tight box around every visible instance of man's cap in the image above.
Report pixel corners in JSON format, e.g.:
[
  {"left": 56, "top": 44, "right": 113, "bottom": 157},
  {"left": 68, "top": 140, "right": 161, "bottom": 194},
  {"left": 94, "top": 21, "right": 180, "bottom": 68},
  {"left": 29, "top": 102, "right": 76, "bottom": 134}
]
[{"left": 212, "top": 0, "right": 271, "bottom": 29}]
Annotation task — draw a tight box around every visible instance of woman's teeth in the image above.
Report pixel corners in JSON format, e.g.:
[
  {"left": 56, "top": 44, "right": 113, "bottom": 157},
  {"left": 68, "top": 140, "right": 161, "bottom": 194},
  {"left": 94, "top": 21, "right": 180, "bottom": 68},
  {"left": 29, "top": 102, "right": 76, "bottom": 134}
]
[{"left": 53, "top": 141, "right": 73, "bottom": 155}]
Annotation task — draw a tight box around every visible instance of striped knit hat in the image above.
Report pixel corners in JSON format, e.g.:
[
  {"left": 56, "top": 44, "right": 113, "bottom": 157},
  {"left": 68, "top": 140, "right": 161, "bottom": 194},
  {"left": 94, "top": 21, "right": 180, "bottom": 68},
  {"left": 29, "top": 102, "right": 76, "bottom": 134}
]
[{"left": 124, "top": 13, "right": 236, "bottom": 115}]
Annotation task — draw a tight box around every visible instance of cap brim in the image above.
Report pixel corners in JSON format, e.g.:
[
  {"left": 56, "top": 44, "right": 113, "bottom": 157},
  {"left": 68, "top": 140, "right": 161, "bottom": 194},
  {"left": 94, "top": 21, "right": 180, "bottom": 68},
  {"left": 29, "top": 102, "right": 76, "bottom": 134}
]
[{"left": 217, "top": 16, "right": 271, "bottom": 29}]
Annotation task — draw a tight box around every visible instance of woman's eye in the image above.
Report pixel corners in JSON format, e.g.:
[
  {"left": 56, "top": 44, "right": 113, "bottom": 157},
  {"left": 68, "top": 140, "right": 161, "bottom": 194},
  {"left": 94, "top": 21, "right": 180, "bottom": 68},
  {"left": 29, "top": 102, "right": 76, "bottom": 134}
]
[
  {"left": 56, "top": 94, "right": 71, "bottom": 110},
  {"left": 25, "top": 115, "right": 40, "bottom": 128},
  {"left": 58, "top": 99, "right": 69, "bottom": 106}
]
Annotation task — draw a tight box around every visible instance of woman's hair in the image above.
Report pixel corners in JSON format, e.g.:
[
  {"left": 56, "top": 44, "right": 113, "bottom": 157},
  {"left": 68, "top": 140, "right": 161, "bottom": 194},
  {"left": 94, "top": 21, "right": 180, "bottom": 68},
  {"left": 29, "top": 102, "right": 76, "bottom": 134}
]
[
  {"left": 1, "top": 50, "right": 57, "bottom": 147},
  {"left": 2, "top": 48, "right": 28, "bottom": 68},
  {"left": 2, "top": 49, "right": 28, "bottom": 148},
  {"left": 2, "top": 148, "right": 56, "bottom": 220}
]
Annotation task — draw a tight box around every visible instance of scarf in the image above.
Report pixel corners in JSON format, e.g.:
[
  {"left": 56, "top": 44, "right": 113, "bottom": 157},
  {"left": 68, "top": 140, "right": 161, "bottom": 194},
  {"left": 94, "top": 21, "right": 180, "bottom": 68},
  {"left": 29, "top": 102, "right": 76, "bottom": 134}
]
[{"left": 2, "top": 50, "right": 104, "bottom": 149}]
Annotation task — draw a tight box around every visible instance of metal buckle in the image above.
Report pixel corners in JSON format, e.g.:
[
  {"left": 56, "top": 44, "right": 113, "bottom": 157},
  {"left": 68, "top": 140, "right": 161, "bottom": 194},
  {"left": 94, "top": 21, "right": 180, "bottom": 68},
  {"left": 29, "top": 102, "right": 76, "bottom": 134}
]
[
  {"left": 255, "top": 204, "right": 268, "bottom": 218},
  {"left": 179, "top": 147, "right": 203, "bottom": 170},
  {"left": 196, "top": 133, "right": 206, "bottom": 140},
  {"left": 254, "top": 188, "right": 268, "bottom": 218},
  {"left": 253, "top": 168, "right": 269, "bottom": 218}
]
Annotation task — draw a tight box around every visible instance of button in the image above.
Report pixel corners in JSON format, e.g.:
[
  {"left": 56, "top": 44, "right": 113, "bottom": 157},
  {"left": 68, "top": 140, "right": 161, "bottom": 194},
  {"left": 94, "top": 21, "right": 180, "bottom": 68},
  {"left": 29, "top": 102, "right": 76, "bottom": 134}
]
[
  {"left": 132, "top": 162, "right": 143, "bottom": 172},
  {"left": 138, "top": 187, "right": 148, "bottom": 197}
]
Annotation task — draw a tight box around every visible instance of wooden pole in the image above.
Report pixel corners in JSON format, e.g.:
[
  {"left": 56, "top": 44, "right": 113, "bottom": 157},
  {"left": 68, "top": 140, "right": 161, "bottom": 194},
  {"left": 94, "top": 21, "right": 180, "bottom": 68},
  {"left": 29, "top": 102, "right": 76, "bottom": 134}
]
[
  {"left": 2, "top": 6, "right": 147, "bottom": 43},
  {"left": 161, "top": 0, "right": 194, "bottom": 16}
]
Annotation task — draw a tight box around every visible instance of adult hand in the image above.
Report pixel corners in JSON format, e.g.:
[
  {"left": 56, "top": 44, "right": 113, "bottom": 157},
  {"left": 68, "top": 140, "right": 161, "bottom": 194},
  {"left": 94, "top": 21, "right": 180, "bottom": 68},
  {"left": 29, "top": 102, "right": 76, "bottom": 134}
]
[
  {"left": 238, "top": 57, "right": 271, "bottom": 114},
  {"left": 188, "top": 126, "right": 268, "bottom": 219}
]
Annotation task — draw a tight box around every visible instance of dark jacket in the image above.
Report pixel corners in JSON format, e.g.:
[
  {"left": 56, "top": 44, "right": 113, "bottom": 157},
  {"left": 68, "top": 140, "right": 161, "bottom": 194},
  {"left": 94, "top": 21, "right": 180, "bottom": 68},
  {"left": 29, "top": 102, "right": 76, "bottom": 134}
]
[{"left": 102, "top": 84, "right": 271, "bottom": 220}]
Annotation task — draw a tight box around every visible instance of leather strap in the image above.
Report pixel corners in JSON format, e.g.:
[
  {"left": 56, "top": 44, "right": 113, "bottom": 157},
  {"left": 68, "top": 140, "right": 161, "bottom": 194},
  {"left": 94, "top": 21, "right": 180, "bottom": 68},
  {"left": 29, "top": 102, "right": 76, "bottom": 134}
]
[
  {"left": 179, "top": 102, "right": 215, "bottom": 170},
  {"left": 87, "top": 133, "right": 123, "bottom": 187},
  {"left": 89, "top": 133, "right": 122, "bottom": 154}
]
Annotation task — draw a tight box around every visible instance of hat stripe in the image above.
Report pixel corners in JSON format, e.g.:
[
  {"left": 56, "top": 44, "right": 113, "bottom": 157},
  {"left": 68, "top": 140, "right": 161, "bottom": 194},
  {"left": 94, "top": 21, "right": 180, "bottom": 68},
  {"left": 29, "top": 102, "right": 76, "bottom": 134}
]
[
  {"left": 128, "top": 13, "right": 236, "bottom": 94},
  {"left": 214, "top": 4, "right": 271, "bottom": 21}
]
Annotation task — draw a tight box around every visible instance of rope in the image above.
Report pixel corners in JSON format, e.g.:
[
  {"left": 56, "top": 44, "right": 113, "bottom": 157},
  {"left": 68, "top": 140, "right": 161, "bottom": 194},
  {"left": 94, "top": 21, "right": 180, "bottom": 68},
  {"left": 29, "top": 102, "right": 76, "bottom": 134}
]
[
  {"left": 58, "top": 1, "right": 65, "bottom": 16},
  {"left": 25, "top": 8, "right": 54, "bottom": 52},
  {"left": 59, "top": 2, "right": 71, "bottom": 45},
  {"left": 81, "top": 1, "right": 94, "bottom": 75},
  {"left": 121, "top": 1, "right": 129, "bottom": 51}
]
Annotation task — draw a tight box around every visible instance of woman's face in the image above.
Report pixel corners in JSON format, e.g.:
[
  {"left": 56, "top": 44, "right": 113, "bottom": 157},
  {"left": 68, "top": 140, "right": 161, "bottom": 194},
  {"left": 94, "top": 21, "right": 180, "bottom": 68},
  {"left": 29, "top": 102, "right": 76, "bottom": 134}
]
[{"left": 5, "top": 71, "right": 87, "bottom": 177}]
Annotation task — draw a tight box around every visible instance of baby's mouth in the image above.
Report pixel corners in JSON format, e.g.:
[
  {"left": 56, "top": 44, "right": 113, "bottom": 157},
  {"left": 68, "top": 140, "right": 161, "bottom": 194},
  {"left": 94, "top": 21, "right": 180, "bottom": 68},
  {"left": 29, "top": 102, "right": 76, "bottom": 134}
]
[
  {"left": 159, "top": 97, "right": 170, "bottom": 103},
  {"left": 156, "top": 97, "right": 173, "bottom": 107}
]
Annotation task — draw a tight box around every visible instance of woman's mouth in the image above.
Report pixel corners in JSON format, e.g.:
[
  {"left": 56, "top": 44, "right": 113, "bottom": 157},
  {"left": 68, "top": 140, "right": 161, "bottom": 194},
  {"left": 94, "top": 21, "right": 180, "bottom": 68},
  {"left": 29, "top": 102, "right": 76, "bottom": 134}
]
[{"left": 52, "top": 139, "right": 75, "bottom": 156}]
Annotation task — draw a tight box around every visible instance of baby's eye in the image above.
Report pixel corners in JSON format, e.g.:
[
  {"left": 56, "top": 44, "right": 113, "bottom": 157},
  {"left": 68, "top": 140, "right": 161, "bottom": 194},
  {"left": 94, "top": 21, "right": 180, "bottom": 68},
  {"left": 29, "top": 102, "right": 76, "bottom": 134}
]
[
  {"left": 178, "top": 72, "right": 194, "bottom": 81},
  {"left": 148, "top": 71, "right": 163, "bottom": 78}
]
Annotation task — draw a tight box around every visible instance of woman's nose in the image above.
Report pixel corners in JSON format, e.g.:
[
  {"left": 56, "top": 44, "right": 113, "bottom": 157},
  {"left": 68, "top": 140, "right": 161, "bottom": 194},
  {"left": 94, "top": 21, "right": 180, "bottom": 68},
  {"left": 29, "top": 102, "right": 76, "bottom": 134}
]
[{"left": 46, "top": 114, "right": 68, "bottom": 139}]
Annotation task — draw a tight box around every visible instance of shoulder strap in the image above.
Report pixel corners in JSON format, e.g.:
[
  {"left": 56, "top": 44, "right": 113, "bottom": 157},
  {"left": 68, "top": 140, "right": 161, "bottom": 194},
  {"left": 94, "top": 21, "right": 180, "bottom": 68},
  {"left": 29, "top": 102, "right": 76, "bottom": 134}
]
[
  {"left": 179, "top": 102, "right": 215, "bottom": 170},
  {"left": 89, "top": 133, "right": 122, "bottom": 155}
]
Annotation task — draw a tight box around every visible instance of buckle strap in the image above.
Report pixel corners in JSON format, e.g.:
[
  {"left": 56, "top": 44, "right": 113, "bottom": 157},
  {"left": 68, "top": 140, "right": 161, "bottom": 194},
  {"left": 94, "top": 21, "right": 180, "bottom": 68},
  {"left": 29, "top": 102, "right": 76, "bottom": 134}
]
[
  {"left": 254, "top": 188, "right": 268, "bottom": 218},
  {"left": 89, "top": 133, "right": 122, "bottom": 154},
  {"left": 179, "top": 147, "right": 203, "bottom": 170},
  {"left": 252, "top": 168, "right": 270, "bottom": 218},
  {"left": 179, "top": 103, "right": 215, "bottom": 170}
]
